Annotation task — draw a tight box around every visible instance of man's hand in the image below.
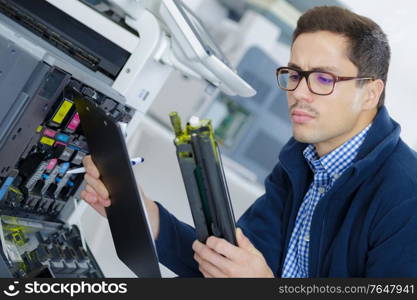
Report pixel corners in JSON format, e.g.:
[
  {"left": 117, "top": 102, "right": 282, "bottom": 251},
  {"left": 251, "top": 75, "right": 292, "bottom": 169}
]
[
  {"left": 192, "top": 228, "right": 274, "bottom": 278},
  {"left": 80, "top": 155, "right": 160, "bottom": 239},
  {"left": 80, "top": 155, "right": 110, "bottom": 217}
]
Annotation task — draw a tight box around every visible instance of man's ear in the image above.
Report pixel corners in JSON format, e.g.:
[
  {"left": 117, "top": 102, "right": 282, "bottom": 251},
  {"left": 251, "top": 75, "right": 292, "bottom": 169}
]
[{"left": 363, "top": 79, "right": 384, "bottom": 110}]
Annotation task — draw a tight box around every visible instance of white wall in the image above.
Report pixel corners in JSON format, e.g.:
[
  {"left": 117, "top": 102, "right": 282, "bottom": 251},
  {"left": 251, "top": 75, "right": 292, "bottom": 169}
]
[{"left": 341, "top": 0, "right": 417, "bottom": 150}]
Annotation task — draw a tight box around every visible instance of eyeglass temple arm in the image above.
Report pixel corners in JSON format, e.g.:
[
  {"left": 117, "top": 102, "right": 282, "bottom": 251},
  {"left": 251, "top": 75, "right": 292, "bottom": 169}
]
[{"left": 337, "top": 76, "right": 375, "bottom": 82}]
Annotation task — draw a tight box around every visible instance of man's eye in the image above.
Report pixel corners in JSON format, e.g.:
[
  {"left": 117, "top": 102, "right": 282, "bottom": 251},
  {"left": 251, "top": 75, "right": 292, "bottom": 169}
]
[
  {"left": 316, "top": 74, "right": 334, "bottom": 84},
  {"left": 289, "top": 74, "right": 300, "bottom": 81}
]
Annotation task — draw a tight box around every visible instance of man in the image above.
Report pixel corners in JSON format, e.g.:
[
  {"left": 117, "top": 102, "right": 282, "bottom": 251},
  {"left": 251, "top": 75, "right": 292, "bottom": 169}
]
[{"left": 81, "top": 6, "right": 417, "bottom": 277}]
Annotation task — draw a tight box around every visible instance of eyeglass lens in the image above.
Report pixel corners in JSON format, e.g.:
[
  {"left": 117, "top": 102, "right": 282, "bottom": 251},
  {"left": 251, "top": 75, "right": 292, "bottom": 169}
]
[{"left": 277, "top": 68, "right": 335, "bottom": 95}]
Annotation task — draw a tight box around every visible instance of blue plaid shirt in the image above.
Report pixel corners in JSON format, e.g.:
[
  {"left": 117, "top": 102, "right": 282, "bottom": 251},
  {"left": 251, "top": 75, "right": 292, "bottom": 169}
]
[{"left": 281, "top": 123, "right": 372, "bottom": 278}]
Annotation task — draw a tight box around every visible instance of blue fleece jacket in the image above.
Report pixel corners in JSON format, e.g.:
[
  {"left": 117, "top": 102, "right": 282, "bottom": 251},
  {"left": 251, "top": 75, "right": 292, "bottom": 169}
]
[{"left": 155, "top": 106, "right": 417, "bottom": 277}]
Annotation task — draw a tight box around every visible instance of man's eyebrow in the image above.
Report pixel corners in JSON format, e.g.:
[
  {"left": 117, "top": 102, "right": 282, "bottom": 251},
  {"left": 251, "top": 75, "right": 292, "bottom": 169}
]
[
  {"left": 288, "top": 62, "right": 301, "bottom": 69},
  {"left": 310, "top": 66, "right": 339, "bottom": 73},
  {"left": 287, "top": 63, "right": 339, "bottom": 73}
]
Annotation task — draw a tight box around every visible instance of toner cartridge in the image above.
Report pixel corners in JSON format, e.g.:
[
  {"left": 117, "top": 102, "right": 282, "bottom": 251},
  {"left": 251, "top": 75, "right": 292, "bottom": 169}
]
[{"left": 169, "top": 112, "right": 236, "bottom": 245}]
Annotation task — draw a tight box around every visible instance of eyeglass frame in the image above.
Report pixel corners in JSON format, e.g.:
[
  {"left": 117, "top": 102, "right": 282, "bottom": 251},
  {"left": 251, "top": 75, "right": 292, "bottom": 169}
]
[{"left": 276, "top": 66, "right": 375, "bottom": 96}]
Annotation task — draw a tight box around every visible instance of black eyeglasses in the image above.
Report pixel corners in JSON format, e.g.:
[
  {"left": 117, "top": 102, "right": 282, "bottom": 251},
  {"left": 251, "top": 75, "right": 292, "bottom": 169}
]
[{"left": 276, "top": 66, "right": 375, "bottom": 96}]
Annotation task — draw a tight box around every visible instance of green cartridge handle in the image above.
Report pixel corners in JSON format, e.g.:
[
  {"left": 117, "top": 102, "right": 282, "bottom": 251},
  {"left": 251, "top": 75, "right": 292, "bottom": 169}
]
[{"left": 169, "top": 112, "right": 183, "bottom": 137}]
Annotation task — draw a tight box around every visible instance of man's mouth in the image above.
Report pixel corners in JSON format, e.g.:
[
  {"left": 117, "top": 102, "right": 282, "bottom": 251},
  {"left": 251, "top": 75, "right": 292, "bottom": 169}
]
[{"left": 291, "top": 109, "right": 315, "bottom": 124}]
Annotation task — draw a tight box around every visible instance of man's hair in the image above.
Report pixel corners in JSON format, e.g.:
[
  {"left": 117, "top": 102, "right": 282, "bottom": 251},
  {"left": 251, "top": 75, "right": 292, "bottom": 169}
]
[{"left": 293, "top": 6, "right": 390, "bottom": 108}]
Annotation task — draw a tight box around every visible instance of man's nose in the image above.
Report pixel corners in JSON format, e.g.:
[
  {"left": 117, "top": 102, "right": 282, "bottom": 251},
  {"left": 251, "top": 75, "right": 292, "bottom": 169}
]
[{"left": 291, "top": 77, "right": 314, "bottom": 103}]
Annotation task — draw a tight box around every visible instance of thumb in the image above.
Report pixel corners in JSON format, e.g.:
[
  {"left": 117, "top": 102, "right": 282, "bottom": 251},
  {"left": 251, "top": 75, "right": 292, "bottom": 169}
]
[{"left": 236, "top": 228, "right": 262, "bottom": 257}]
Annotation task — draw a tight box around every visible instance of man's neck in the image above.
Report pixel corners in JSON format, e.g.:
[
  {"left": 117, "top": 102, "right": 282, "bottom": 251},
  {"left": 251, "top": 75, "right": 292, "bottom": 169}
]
[{"left": 314, "top": 110, "right": 377, "bottom": 157}]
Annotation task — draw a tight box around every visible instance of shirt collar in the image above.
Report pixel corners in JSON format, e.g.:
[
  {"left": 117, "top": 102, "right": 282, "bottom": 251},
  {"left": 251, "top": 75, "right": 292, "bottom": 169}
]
[{"left": 303, "top": 123, "right": 372, "bottom": 180}]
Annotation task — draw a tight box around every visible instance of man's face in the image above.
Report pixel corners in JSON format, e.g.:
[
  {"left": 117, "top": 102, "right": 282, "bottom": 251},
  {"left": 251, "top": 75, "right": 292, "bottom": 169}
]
[{"left": 288, "top": 31, "right": 367, "bottom": 145}]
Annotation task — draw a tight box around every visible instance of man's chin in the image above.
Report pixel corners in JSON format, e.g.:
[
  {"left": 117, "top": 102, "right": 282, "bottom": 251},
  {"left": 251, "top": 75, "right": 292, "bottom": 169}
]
[
  {"left": 294, "top": 135, "right": 311, "bottom": 144},
  {"left": 292, "top": 130, "right": 320, "bottom": 144}
]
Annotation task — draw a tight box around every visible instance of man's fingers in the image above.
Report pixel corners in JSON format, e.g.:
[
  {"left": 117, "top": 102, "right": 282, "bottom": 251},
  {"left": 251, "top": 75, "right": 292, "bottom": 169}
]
[
  {"left": 200, "top": 269, "right": 212, "bottom": 278},
  {"left": 81, "top": 156, "right": 108, "bottom": 218},
  {"left": 196, "top": 261, "right": 213, "bottom": 278},
  {"left": 194, "top": 253, "right": 227, "bottom": 278},
  {"left": 90, "top": 201, "right": 107, "bottom": 217},
  {"left": 99, "top": 196, "right": 111, "bottom": 207},
  {"left": 80, "top": 190, "right": 108, "bottom": 217},
  {"left": 205, "top": 236, "right": 245, "bottom": 262},
  {"left": 85, "top": 184, "right": 111, "bottom": 207},
  {"left": 192, "top": 240, "right": 234, "bottom": 274},
  {"left": 236, "top": 228, "right": 262, "bottom": 258},
  {"left": 85, "top": 184, "right": 97, "bottom": 195},
  {"left": 84, "top": 173, "right": 109, "bottom": 200},
  {"left": 83, "top": 155, "right": 100, "bottom": 179},
  {"left": 81, "top": 190, "right": 97, "bottom": 204}
]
